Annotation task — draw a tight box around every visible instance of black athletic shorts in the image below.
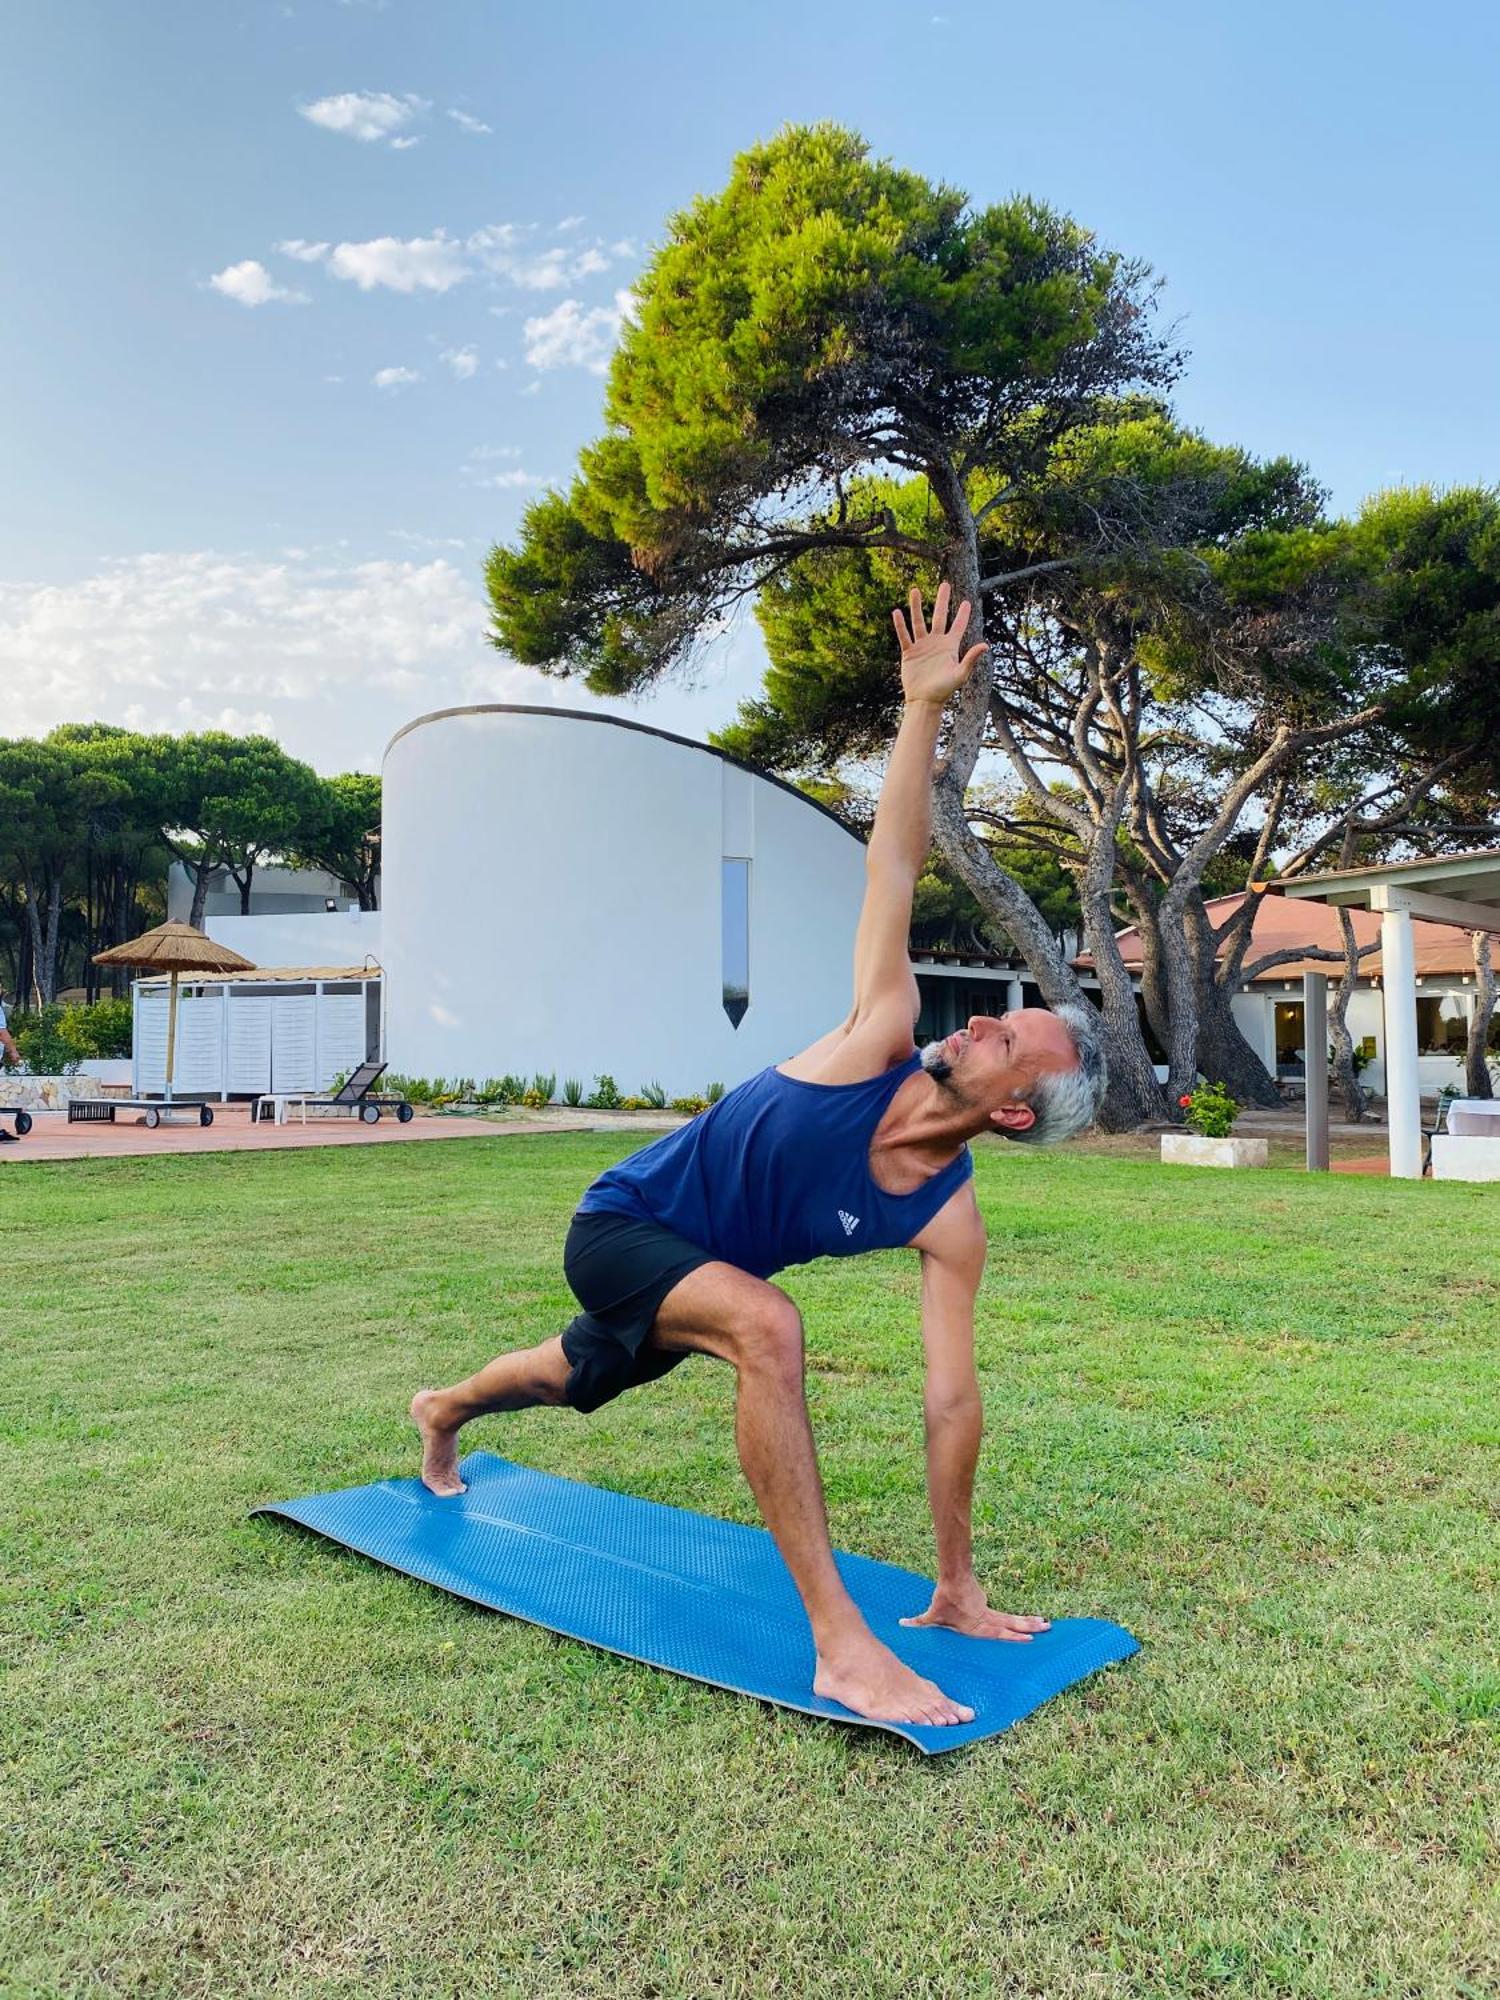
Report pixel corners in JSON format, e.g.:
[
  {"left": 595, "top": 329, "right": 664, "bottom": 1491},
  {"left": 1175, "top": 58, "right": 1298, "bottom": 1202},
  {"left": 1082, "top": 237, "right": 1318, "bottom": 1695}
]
[{"left": 560, "top": 1208, "right": 715, "bottom": 1414}]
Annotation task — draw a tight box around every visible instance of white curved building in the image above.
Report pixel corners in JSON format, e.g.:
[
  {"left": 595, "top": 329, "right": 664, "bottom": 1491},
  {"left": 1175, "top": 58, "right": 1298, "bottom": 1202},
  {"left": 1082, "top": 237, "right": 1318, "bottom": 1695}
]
[{"left": 380, "top": 705, "right": 868, "bottom": 1095}]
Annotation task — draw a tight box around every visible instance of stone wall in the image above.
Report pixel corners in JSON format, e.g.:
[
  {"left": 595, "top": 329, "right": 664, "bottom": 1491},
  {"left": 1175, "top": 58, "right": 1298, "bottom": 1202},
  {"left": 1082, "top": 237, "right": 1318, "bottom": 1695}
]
[{"left": 1, "top": 1075, "right": 106, "bottom": 1111}]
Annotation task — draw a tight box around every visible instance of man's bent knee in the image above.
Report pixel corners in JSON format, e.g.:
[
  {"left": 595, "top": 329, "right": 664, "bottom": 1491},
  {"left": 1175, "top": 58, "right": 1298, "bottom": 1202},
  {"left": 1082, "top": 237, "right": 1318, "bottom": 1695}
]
[
  {"left": 736, "top": 1293, "right": 804, "bottom": 1383},
  {"left": 526, "top": 1339, "right": 574, "bottom": 1406}
]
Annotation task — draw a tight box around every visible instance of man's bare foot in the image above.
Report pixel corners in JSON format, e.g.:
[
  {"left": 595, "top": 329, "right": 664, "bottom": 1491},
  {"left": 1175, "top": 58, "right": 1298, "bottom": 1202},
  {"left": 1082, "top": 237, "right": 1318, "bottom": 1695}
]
[
  {"left": 410, "top": 1390, "right": 465, "bottom": 1496},
  {"left": 813, "top": 1633, "right": 975, "bottom": 1727}
]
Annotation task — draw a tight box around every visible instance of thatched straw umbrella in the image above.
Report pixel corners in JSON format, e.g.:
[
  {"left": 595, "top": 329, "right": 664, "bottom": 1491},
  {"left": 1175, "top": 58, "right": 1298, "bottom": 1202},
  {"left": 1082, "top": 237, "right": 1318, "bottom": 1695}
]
[{"left": 93, "top": 923, "right": 256, "bottom": 1100}]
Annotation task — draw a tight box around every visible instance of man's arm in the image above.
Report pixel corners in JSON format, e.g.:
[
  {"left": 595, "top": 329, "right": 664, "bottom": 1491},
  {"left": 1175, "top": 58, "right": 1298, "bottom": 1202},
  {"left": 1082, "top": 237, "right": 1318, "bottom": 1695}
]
[
  {"left": 902, "top": 1189, "right": 1052, "bottom": 1642},
  {"left": 849, "top": 585, "right": 986, "bottom": 1038}
]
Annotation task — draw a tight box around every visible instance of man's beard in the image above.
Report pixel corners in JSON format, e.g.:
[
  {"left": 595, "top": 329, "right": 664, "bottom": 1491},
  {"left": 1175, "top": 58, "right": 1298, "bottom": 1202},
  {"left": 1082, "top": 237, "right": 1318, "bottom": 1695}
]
[{"left": 919, "top": 1037, "right": 957, "bottom": 1086}]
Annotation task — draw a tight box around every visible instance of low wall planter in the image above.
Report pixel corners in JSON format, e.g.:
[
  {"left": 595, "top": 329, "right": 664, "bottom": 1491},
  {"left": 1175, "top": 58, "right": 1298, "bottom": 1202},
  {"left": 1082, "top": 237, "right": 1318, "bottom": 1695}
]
[
  {"left": 1160, "top": 1132, "right": 1269, "bottom": 1169},
  {"left": 1, "top": 1075, "right": 106, "bottom": 1112}
]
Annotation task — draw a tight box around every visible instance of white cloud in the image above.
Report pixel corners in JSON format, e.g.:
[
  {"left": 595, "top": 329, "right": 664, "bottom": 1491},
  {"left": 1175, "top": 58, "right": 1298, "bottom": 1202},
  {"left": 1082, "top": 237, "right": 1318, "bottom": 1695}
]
[
  {"left": 389, "top": 134, "right": 422, "bottom": 151},
  {"left": 208, "top": 259, "right": 307, "bottom": 306},
  {"left": 299, "top": 90, "right": 428, "bottom": 143},
  {"left": 556, "top": 214, "right": 585, "bottom": 232},
  {"left": 372, "top": 365, "right": 421, "bottom": 388},
  {"left": 447, "top": 108, "right": 492, "bottom": 135},
  {"left": 0, "top": 551, "right": 498, "bottom": 762},
  {"left": 441, "top": 344, "right": 479, "bottom": 379},
  {"left": 523, "top": 290, "right": 632, "bottom": 374},
  {"left": 466, "top": 224, "right": 626, "bottom": 291},
  {"left": 474, "top": 469, "right": 548, "bottom": 489},
  {"left": 0, "top": 548, "right": 774, "bottom": 766},
  {"left": 278, "top": 223, "right": 627, "bottom": 302},
  {"left": 326, "top": 231, "right": 470, "bottom": 294},
  {"left": 463, "top": 444, "right": 544, "bottom": 489}
]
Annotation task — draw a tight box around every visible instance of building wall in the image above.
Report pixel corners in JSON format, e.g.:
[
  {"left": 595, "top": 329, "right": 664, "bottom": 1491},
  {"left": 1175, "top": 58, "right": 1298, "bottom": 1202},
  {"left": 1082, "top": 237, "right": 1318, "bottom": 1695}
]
[
  {"left": 168, "top": 862, "right": 375, "bottom": 922},
  {"left": 1229, "top": 982, "right": 1474, "bottom": 1098},
  {"left": 381, "top": 706, "right": 868, "bottom": 1093},
  {"left": 204, "top": 908, "right": 383, "bottom": 971}
]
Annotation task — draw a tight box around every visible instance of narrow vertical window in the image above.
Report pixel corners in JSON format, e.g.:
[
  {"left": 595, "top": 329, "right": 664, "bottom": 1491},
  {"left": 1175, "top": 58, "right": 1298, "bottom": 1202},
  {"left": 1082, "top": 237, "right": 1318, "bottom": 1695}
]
[{"left": 722, "top": 857, "right": 750, "bottom": 1026}]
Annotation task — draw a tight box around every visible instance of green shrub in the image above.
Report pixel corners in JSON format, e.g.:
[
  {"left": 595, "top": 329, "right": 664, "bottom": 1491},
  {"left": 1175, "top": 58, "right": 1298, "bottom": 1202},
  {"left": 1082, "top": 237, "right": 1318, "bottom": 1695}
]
[
  {"left": 11, "top": 1006, "right": 81, "bottom": 1075},
  {"left": 584, "top": 1074, "right": 623, "bottom": 1109},
  {"left": 669, "top": 1095, "right": 708, "bottom": 1116},
  {"left": 385, "top": 1073, "right": 434, "bottom": 1104},
  {"left": 529, "top": 1072, "right": 557, "bottom": 1102},
  {"left": 1178, "top": 1079, "right": 1239, "bottom": 1139},
  {"left": 705, "top": 1081, "right": 725, "bottom": 1103},
  {"left": 474, "top": 1077, "right": 508, "bottom": 1105},
  {"left": 10, "top": 998, "right": 136, "bottom": 1071},
  {"left": 520, "top": 1088, "right": 549, "bottom": 1108},
  {"left": 639, "top": 1079, "right": 667, "bottom": 1109},
  {"left": 62, "top": 998, "right": 134, "bottom": 1060},
  {"left": 561, "top": 1077, "right": 584, "bottom": 1106}
]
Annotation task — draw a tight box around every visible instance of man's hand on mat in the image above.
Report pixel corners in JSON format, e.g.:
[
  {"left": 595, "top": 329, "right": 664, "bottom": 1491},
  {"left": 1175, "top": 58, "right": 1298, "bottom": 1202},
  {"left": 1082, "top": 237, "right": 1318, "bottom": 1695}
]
[
  {"left": 814, "top": 1634, "right": 975, "bottom": 1727},
  {"left": 891, "top": 581, "right": 988, "bottom": 708},
  {"left": 901, "top": 1584, "right": 1051, "bottom": 1643}
]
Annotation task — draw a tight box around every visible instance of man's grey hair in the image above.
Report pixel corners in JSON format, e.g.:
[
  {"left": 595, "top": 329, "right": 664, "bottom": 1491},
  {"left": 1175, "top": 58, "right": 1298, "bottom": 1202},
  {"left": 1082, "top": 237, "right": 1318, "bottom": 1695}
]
[{"left": 1002, "top": 1003, "right": 1109, "bottom": 1147}]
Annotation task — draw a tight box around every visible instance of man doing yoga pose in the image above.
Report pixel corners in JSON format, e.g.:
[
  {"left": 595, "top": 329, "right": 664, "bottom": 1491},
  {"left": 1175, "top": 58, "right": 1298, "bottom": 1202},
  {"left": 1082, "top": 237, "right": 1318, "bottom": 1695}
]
[{"left": 411, "top": 585, "right": 1107, "bottom": 1728}]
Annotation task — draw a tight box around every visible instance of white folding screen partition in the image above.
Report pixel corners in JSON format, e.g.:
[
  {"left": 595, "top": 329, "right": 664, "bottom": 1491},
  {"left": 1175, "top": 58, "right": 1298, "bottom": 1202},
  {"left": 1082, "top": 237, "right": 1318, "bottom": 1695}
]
[
  {"left": 173, "top": 996, "right": 224, "bottom": 1094},
  {"left": 134, "top": 991, "right": 169, "bottom": 1094},
  {"left": 227, "top": 995, "right": 273, "bottom": 1094},
  {"left": 132, "top": 976, "right": 381, "bottom": 1097},
  {"left": 316, "top": 991, "right": 367, "bottom": 1089},
  {"left": 270, "top": 994, "right": 317, "bottom": 1091}
]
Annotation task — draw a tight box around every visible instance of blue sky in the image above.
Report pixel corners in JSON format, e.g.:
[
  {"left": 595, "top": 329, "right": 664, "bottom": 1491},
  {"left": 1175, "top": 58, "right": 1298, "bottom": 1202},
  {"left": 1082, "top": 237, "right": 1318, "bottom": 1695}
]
[{"left": 3, "top": 0, "right": 1497, "bottom": 770}]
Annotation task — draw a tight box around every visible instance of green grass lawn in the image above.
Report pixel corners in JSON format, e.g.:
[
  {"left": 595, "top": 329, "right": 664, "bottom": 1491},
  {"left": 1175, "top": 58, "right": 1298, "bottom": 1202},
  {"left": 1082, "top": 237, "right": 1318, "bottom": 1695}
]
[{"left": 4, "top": 1135, "right": 1497, "bottom": 1998}]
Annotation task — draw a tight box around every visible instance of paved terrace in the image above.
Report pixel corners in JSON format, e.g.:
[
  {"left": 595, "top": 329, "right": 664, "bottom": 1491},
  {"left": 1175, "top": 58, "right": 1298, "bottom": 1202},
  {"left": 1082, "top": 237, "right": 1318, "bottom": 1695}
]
[{"left": 0, "top": 1106, "right": 682, "bottom": 1164}]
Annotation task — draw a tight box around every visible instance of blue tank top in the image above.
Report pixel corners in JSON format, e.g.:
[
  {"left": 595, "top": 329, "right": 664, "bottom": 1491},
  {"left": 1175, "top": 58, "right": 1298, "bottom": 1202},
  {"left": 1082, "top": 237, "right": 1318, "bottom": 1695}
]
[{"left": 576, "top": 1052, "right": 973, "bottom": 1280}]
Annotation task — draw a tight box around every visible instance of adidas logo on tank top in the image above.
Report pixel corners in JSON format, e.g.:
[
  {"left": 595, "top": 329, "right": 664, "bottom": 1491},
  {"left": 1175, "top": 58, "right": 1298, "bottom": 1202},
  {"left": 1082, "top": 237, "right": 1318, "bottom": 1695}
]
[{"left": 838, "top": 1209, "right": 861, "bottom": 1236}]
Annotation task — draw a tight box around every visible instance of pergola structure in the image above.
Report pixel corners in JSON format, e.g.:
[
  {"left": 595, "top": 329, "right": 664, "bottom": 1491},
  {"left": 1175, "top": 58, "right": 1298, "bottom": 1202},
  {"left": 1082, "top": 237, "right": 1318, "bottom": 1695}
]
[{"left": 1272, "top": 851, "right": 1500, "bottom": 1178}]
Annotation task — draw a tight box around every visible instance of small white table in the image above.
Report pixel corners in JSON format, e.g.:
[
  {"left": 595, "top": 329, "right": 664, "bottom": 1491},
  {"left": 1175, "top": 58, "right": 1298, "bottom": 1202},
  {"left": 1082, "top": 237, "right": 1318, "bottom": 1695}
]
[
  {"left": 1446, "top": 1098, "right": 1500, "bottom": 1137},
  {"left": 254, "top": 1095, "right": 308, "bottom": 1127}
]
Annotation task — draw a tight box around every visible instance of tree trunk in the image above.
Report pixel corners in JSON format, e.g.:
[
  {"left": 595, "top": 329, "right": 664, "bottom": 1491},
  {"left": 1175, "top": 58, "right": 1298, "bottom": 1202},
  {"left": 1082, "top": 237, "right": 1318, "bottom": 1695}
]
[
  {"left": 1328, "top": 909, "right": 1367, "bottom": 1120},
  {"left": 1187, "top": 897, "right": 1281, "bottom": 1107},
  {"left": 1466, "top": 932, "right": 1496, "bottom": 1098},
  {"left": 923, "top": 458, "right": 1166, "bottom": 1131},
  {"left": 1121, "top": 881, "right": 1170, "bottom": 1054},
  {"left": 1078, "top": 876, "right": 1171, "bottom": 1130},
  {"left": 189, "top": 863, "right": 211, "bottom": 931},
  {"left": 22, "top": 871, "right": 64, "bottom": 1005},
  {"left": 1157, "top": 893, "right": 1201, "bottom": 1103}
]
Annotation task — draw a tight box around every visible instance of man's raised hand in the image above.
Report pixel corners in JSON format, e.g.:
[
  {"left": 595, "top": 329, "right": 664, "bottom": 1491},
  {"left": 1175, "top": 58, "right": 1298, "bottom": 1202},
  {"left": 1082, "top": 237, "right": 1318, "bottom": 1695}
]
[{"left": 891, "top": 582, "right": 988, "bottom": 708}]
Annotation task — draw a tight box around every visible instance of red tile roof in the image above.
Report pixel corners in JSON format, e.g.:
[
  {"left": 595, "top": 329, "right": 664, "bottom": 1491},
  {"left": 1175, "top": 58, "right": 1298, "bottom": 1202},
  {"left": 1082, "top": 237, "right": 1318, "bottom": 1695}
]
[{"left": 1077, "top": 892, "right": 1479, "bottom": 982}]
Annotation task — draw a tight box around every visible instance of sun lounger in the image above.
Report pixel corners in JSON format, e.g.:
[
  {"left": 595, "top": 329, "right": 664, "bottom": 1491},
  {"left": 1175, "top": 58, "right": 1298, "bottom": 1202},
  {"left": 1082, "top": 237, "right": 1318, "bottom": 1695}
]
[
  {"left": 253, "top": 1061, "right": 412, "bottom": 1126},
  {"left": 68, "top": 1097, "right": 216, "bottom": 1128}
]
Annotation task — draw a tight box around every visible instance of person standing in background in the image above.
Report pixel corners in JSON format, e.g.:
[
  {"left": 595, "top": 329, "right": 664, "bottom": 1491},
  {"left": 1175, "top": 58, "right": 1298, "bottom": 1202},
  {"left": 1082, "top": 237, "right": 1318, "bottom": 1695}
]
[{"left": 0, "top": 985, "right": 21, "bottom": 1142}]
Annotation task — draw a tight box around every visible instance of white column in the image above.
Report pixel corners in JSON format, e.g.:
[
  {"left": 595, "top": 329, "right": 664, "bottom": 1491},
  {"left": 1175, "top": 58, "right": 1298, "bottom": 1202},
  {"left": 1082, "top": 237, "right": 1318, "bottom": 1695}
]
[
  {"left": 1005, "top": 977, "right": 1024, "bottom": 1014},
  {"left": 1303, "top": 972, "right": 1329, "bottom": 1171},
  {"left": 1380, "top": 906, "right": 1423, "bottom": 1178}
]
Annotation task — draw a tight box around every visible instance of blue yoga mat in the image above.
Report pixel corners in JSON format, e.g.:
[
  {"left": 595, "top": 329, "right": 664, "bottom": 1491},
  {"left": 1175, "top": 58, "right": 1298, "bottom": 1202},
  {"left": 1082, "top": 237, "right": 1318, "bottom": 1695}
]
[{"left": 254, "top": 1452, "right": 1138, "bottom": 1754}]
